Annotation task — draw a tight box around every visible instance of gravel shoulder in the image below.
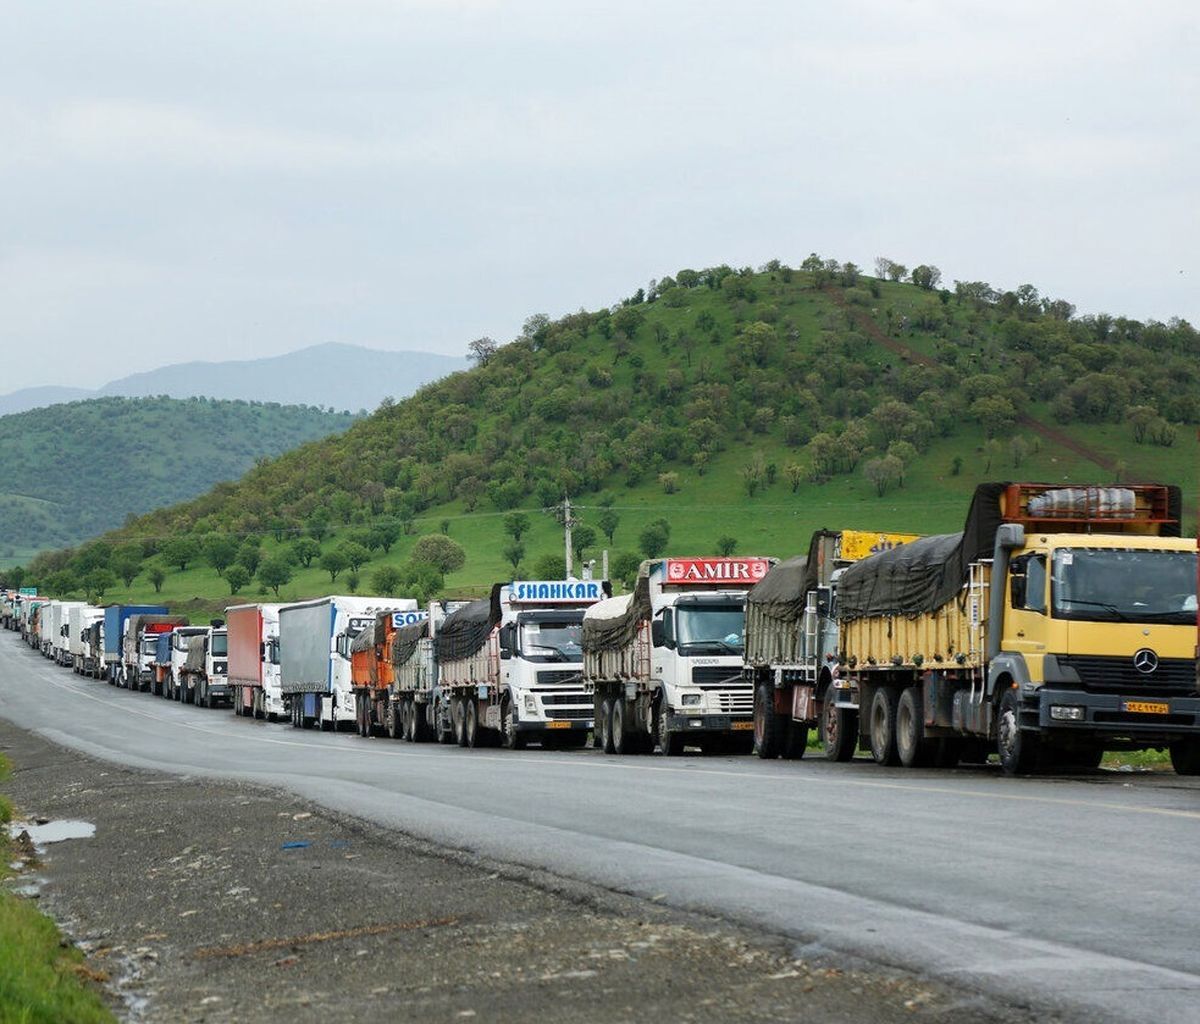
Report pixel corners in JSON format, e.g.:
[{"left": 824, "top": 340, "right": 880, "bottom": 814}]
[{"left": 1, "top": 718, "right": 1056, "bottom": 1024}]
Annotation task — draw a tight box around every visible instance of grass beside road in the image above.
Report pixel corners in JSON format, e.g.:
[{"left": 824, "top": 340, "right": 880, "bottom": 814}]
[{"left": 0, "top": 754, "right": 115, "bottom": 1024}]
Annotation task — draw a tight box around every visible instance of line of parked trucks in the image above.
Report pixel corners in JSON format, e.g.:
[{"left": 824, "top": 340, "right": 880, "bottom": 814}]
[{"left": 4, "top": 482, "right": 1199, "bottom": 776}]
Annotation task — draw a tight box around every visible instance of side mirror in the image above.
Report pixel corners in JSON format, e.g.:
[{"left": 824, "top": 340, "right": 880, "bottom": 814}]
[{"left": 499, "top": 623, "right": 516, "bottom": 659}]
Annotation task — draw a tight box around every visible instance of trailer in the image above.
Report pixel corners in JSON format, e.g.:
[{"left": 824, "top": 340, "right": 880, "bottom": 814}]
[
  {"left": 179, "top": 627, "right": 230, "bottom": 708},
  {"left": 103, "top": 604, "right": 167, "bottom": 685},
  {"left": 350, "top": 608, "right": 428, "bottom": 737},
  {"left": 280, "top": 596, "right": 417, "bottom": 730},
  {"left": 68, "top": 605, "right": 105, "bottom": 675},
  {"left": 227, "top": 603, "right": 286, "bottom": 720},
  {"left": 836, "top": 482, "right": 1200, "bottom": 775},
  {"left": 746, "top": 529, "right": 919, "bottom": 761}
]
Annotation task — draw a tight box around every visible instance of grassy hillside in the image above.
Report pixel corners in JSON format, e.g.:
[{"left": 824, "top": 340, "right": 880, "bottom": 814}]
[
  {"left": 0, "top": 396, "right": 358, "bottom": 557},
  {"left": 7, "top": 259, "right": 1197, "bottom": 609}
]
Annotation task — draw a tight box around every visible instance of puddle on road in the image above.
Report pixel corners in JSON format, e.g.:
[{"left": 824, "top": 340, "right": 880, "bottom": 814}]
[{"left": 8, "top": 819, "right": 96, "bottom": 845}]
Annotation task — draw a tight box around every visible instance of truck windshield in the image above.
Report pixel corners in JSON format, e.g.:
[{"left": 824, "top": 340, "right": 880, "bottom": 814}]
[
  {"left": 210, "top": 633, "right": 228, "bottom": 657},
  {"left": 141, "top": 637, "right": 157, "bottom": 653},
  {"left": 1052, "top": 548, "right": 1197, "bottom": 624},
  {"left": 519, "top": 622, "right": 582, "bottom": 662},
  {"left": 676, "top": 604, "right": 745, "bottom": 654}
]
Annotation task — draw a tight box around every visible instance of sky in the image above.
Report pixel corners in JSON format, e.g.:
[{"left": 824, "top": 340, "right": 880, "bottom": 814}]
[{"left": 1, "top": 0, "right": 1196, "bottom": 392}]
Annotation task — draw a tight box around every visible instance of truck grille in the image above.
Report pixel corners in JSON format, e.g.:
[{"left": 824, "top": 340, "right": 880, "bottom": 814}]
[
  {"left": 691, "top": 666, "right": 742, "bottom": 686},
  {"left": 545, "top": 707, "right": 592, "bottom": 721},
  {"left": 537, "top": 670, "right": 581, "bottom": 685},
  {"left": 539, "top": 692, "right": 589, "bottom": 705},
  {"left": 1056, "top": 655, "right": 1197, "bottom": 697},
  {"left": 711, "top": 689, "right": 754, "bottom": 714}
]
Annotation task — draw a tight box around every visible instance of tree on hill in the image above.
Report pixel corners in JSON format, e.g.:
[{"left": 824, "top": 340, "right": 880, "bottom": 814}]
[
  {"left": 864, "top": 455, "right": 903, "bottom": 497},
  {"left": 597, "top": 508, "right": 619, "bottom": 544},
  {"left": 639, "top": 519, "right": 671, "bottom": 559},
  {"left": 468, "top": 337, "right": 498, "bottom": 367},
  {"left": 307, "top": 509, "right": 331, "bottom": 542},
  {"left": 290, "top": 537, "right": 321, "bottom": 568},
  {"left": 205, "top": 535, "right": 238, "bottom": 577},
  {"left": 503, "top": 512, "right": 530, "bottom": 544},
  {"left": 148, "top": 566, "right": 165, "bottom": 593},
  {"left": 257, "top": 557, "right": 293, "bottom": 597},
  {"left": 572, "top": 525, "right": 596, "bottom": 562},
  {"left": 162, "top": 537, "right": 199, "bottom": 572},
  {"left": 503, "top": 541, "right": 525, "bottom": 573},
  {"left": 410, "top": 534, "right": 465, "bottom": 575},
  {"left": 84, "top": 568, "right": 116, "bottom": 603},
  {"left": 716, "top": 535, "right": 738, "bottom": 556},
  {"left": 371, "top": 565, "right": 403, "bottom": 595},
  {"left": 533, "top": 553, "right": 566, "bottom": 579},
  {"left": 321, "top": 549, "right": 348, "bottom": 582},
  {"left": 225, "top": 565, "right": 250, "bottom": 595},
  {"left": 236, "top": 541, "right": 263, "bottom": 576},
  {"left": 337, "top": 542, "right": 371, "bottom": 573},
  {"left": 112, "top": 553, "right": 142, "bottom": 588}
]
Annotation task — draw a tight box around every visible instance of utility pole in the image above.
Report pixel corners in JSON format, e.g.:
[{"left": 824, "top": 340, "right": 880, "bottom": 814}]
[{"left": 562, "top": 495, "right": 576, "bottom": 577}]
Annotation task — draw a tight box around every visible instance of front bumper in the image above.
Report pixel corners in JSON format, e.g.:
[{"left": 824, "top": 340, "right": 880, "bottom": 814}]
[
  {"left": 665, "top": 712, "right": 754, "bottom": 733},
  {"left": 515, "top": 718, "right": 592, "bottom": 733},
  {"left": 1034, "top": 688, "right": 1200, "bottom": 738}
]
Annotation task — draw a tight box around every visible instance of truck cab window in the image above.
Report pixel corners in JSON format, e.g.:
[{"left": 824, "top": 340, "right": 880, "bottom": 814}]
[{"left": 1024, "top": 555, "right": 1046, "bottom": 613}]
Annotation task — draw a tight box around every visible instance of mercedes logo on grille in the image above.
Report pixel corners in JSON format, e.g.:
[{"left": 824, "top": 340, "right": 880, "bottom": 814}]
[{"left": 1132, "top": 648, "right": 1159, "bottom": 674}]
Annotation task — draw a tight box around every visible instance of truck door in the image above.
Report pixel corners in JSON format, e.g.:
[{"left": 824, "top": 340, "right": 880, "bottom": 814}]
[{"left": 1005, "top": 553, "right": 1048, "bottom": 657}]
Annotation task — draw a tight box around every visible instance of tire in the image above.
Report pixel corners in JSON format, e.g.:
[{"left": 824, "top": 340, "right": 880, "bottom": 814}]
[
  {"left": 233, "top": 688, "right": 242, "bottom": 716},
  {"left": 656, "top": 704, "right": 684, "bottom": 757},
  {"left": 821, "top": 698, "right": 857, "bottom": 762},
  {"left": 502, "top": 699, "right": 526, "bottom": 750},
  {"left": 453, "top": 699, "right": 467, "bottom": 747},
  {"left": 996, "top": 688, "right": 1040, "bottom": 775},
  {"left": 610, "top": 699, "right": 631, "bottom": 755},
  {"left": 1169, "top": 739, "right": 1200, "bottom": 776},
  {"left": 464, "top": 700, "right": 479, "bottom": 748},
  {"left": 896, "top": 687, "right": 936, "bottom": 768},
  {"left": 198, "top": 681, "right": 208, "bottom": 709},
  {"left": 868, "top": 687, "right": 901, "bottom": 766},
  {"left": 596, "top": 698, "right": 613, "bottom": 754},
  {"left": 753, "top": 682, "right": 787, "bottom": 759}
]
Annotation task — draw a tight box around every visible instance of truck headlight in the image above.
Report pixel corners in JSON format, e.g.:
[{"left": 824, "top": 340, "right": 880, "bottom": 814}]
[
  {"left": 524, "top": 694, "right": 537, "bottom": 712},
  {"left": 681, "top": 693, "right": 702, "bottom": 706},
  {"left": 1050, "top": 705, "right": 1085, "bottom": 722}
]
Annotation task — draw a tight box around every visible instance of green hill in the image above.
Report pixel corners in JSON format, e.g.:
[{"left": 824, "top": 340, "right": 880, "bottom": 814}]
[
  {"left": 8, "top": 258, "right": 1198, "bottom": 608},
  {"left": 0, "top": 396, "right": 357, "bottom": 560}
]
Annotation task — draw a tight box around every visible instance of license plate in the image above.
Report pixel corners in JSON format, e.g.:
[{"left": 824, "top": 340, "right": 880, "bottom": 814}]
[
  {"left": 1123, "top": 700, "right": 1169, "bottom": 715},
  {"left": 730, "top": 721, "right": 755, "bottom": 731},
  {"left": 545, "top": 721, "right": 571, "bottom": 729}
]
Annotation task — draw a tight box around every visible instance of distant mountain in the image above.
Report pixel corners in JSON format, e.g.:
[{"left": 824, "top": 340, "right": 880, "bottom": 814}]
[
  {"left": 0, "top": 343, "right": 468, "bottom": 416},
  {"left": 0, "top": 385, "right": 93, "bottom": 417},
  {"left": 0, "top": 396, "right": 359, "bottom": 553}
]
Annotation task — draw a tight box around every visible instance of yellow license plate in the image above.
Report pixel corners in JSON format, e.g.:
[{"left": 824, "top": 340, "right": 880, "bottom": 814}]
[
  {"left": 1123, "top": 700, "right": 1169, "bottom": 715},
  {"left": 545, "top": 721, "right": 572, "bottom": 729},
  {"left": 730, "top": 721, "right": 755, "bottom": 731}
]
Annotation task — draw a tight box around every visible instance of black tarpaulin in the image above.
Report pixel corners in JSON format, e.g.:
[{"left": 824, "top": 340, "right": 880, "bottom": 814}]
[
  {"left": 349, "top": 620, "right": 378, "bottom": 654},
  {"left": 745, "top": 555, "right": 808, "bottom": 624},
  {"left": 434, "top": 586, "right": 501, "bottom": 662},
  {"left": 582, "top": 577, "right": 652, "bottom": 652},
  {"left": 390, "top": 618, "right": 430, "bottom": 670},
  {"left": 836, "top": 482, "right": 1009, "bottom": 621}
]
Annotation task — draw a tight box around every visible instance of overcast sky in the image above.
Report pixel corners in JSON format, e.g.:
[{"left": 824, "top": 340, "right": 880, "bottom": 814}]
[{"left": 2, "top": 1, "right": 1196, "bottom": 392}]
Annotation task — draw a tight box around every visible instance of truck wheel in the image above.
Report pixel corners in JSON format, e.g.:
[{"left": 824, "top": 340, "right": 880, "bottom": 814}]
[
  {"left": 782, "top": 721, "right": 808, "bottom": 760},
  {"left": 821, "top": 700, "right": 857, "bottom": 762},
  {"left": 502, "top": 699, "right": 526, "bottom": 750},
  {"left": 596, "top": 698, "right": 613, "bottom": 753},
  {"left": 1169, "top": 739, "right": 1200, "bottom": 776},
  {"left": 656, "top": 705, "right": 684, "bottom": 757},
  {"left": 896, "top": 687, "right": 936, "bottom": 768},
  {"left": 997, "top": 689, "right": 1040, "bottom": 775},
  {"left": 611, "top": 700, "right": 632, "bottom": 755},
  {"left": 464, "top": 700, "right": 479, "bottom": 748},
  {"left": 753, "top": 682, "right": 786, "bottom": 759},
  {"left": 868, "top": 688, "right": 901, "bottom": 766}
]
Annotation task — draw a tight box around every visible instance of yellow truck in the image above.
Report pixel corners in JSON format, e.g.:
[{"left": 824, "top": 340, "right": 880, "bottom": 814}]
[{"left": 835, "top": 482, "right": 1200, "bottom": 775}]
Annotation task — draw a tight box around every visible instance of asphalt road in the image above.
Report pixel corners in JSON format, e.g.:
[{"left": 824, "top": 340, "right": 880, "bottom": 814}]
[{"left": 3, "top": 636, "right": 1198, "bottom": 1023}]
